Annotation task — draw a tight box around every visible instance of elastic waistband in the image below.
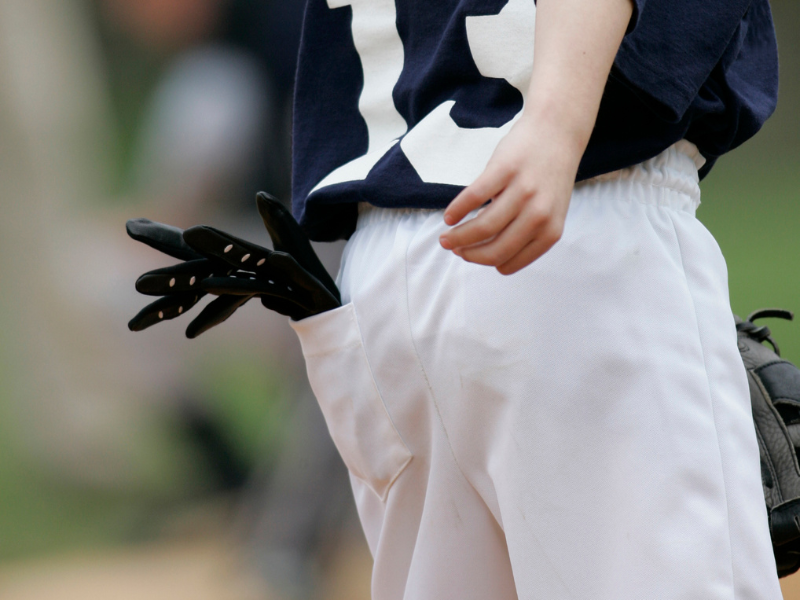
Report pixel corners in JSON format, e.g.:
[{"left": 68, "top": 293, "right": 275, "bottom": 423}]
[
  {"left": 356, "top": 203, "right": 438, "bottom": 229},
  {"left": 357, "top": 140, "right": 703, "bottom": 231},
  {"left": 573, "top": 139, "right": 703, "bottom": 213}
]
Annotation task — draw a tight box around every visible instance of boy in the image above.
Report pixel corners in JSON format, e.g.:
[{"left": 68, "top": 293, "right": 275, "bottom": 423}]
[
  {"left": 289, "top": 0, "right": 784, "bottom": 597},
  {"left": 126, "top": 0, "right": 781, "bottom": 596}
]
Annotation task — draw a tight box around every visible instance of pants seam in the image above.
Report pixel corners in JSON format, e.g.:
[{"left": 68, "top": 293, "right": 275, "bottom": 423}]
[
  {"left": 667, "top": 214, "right": 737, "bottom": 598},
  {"left": 400, "top": 223, "right": 490, "bottom": 518}
]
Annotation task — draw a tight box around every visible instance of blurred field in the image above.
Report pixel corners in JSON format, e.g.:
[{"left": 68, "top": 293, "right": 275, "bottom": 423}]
[
  {"left": 0, "top": 535, "right": 373, "bottom": 600},
  {"left": 0, "top": 540, "right": 273, "bottom": 600},
  {"left": 785, "top": 574, "right": 800, "bottom": 600}
]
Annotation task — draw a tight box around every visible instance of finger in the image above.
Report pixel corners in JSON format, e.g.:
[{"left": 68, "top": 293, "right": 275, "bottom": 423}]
[
  {"left": 128, "top": 292, "right": 206, "bottom": 332},
  {"left": 440, "top": 188, "right": 522, "bottom": 250},
  {"left": 255, "top": 192, "right": 339, "bottom": 297},
  {"left": 126, "top": 218, "right": 203, "bottom": 262},
  {"left": 443, "top": 167, "right": 510, "bottom": 227},
  {"left": 183, "top": 226, "right": 272, "bottom": 271},
  {"left": 456, "top": 206, "right": 550, "bottom": 267},
  {"left": 185, "top": 294, "right": 253, "bottom": 339},
  {"left": 496, "top": 226, "right": 563, "bottom": 275},
  {"left": 135, "top": 259, "right": 229, "bottom": 296}
]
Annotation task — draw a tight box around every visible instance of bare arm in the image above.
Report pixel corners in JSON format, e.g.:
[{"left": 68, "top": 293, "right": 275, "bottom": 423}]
[{"left": 440, "top": 0, "right": 634, "bottom": 275}]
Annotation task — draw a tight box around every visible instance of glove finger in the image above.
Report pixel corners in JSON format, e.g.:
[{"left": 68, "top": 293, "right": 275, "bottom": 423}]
[
  {"left": 202, "top": 274, "right": 295, "bottom": 297},
  {"left": 126, "top": 218, "right": 203, "bottom": 262},
  {"left": 255, "top": 192, "right": 311, "bottom": 256},
  {"left": 205, "top": 274, "right": 324, "bottom": 318},
  {"left": 269, "top": 252, "right": 341, "bottom": 311},
  {"left": 255, "top": 192, "right": 340, "bottom": 298},
  {"left": 259, "top": 295, "right": 310, "bottom": 321},
  {"left": 128, "top": 292, "right": 206, "bottom": 332},
  {"left": 183, "top": 225, "right": 273, "bottom": 272},
  {"left": 135, "top": 259, "right": 231, "bottom": 296},
  {"left": 204, "top": 272, "right": 327, "bottom": 319},
  {"left": 185, "top": 294, "right": 252, "bottom": 339}
]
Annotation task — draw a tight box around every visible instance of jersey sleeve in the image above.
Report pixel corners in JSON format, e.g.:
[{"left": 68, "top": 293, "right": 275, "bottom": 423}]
[
  {"left": 626, "top": 0, "right": 646, "bottom": 34},
  {"left": 615, "top": 0, "right": 753, "bottom": 123}
]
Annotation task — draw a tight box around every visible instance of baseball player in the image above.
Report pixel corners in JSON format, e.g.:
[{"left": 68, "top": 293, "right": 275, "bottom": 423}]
[
  {"left": 128, "top": 0, "right": 783, "bottom": 597},
  {"left": 289, "top": 0, "right": 783, "bottom": 598}
]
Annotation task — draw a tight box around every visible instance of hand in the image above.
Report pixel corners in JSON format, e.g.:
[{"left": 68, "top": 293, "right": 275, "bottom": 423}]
[
  {"left": 439, "top": 111, "right": 582, "bottom": 275},
  {"left": 440, "top": 0, "right": 634, "bottom": 275},
  {"left": 127, "top": 193, "right": 341, "bottom": 338}
]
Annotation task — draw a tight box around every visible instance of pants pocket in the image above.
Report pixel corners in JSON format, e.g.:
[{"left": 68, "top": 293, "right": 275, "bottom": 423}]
[{"left": 290, "top": 302, "right": 412, "bottom": 501}]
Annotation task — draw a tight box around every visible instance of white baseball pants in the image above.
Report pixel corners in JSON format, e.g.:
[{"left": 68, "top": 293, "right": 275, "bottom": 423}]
[{"left": 291, "top": 142, "right": 782, "bottom": 599}]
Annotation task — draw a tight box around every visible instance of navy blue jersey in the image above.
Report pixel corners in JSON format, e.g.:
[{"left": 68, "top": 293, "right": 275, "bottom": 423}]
[{"left": 292, "top": 0, "right": 778, "bottom": 241}]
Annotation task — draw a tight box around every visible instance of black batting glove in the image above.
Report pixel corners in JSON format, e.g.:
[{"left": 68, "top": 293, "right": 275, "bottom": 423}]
[{"left": 127, "top": 193, "right": 341, "bottom": 338}]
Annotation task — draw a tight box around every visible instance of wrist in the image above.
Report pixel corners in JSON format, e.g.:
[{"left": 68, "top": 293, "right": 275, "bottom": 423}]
[
  {"left": 516, "top": 99, "right": 590, "bottom": 176},
  {"left": 520, "top": 94, "right": 594, "bottom": 157}
]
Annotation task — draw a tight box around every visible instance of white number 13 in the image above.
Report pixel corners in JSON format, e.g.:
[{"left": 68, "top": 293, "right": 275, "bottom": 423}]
[{"left": 314, "top": 0, "right": 536, "bottom": 192}]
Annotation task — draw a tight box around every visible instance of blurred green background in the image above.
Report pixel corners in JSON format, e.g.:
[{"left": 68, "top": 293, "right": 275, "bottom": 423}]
[{"left": 0, "top": 1, "right": 797, "bottom": 599}]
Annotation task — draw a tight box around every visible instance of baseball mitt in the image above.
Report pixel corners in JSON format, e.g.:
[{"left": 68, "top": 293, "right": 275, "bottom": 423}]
[{"left": 737, "top": 308, "right": 800, "bottom": 577}]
